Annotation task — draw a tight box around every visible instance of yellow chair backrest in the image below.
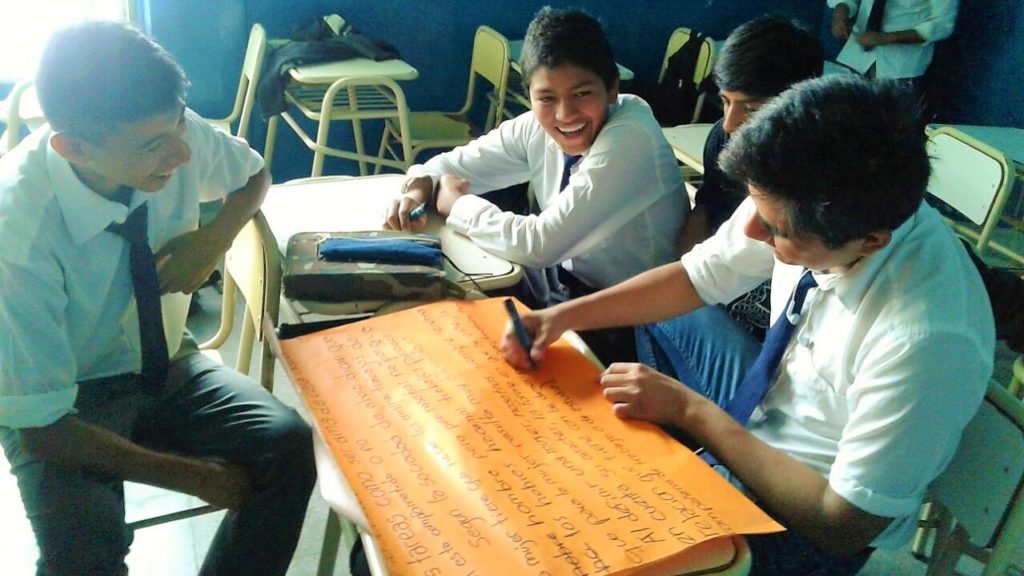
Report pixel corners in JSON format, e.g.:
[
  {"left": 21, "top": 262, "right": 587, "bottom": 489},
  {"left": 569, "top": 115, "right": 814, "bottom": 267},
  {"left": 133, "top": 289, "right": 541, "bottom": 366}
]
[
  {"left": 659, "top": 27, "right": 717, "bottom": 87},
  {"left": 465, "top": 25, "right": 511, "bottom": 133}
]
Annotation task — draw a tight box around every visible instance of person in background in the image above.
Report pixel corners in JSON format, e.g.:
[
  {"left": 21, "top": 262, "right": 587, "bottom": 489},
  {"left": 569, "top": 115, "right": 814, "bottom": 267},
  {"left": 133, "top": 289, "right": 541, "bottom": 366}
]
[
  {"left": 384, "top": 6, "right": 686, "bottom": 365},
  {"left": 502, "top": 75, "right": 993, "bottom": 575},
  {"left": 0, "top": 21, "right": 315, "bottom": 575},
  {"left": 637, "top": 16, "right": 824, "bottom": 404},
  {"left": 829, "top": 0, "right": 957, "bottom": 100}
]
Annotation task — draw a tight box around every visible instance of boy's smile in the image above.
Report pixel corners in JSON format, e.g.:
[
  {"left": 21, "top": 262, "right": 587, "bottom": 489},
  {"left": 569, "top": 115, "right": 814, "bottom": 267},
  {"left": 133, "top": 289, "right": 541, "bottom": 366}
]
[{"left": 528, "top": 64, "right": 618, "bottom": 156}]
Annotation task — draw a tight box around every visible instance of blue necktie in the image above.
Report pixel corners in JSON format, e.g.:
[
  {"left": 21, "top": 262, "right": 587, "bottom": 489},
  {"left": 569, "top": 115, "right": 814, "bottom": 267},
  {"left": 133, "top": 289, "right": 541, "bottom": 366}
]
[
  {"left": 702, "top": 270, "right": 817, "bottom": 465},
  {"left": 865, "top": 0, "right": 888, "bottom": 32},
  {"left": 108, "top": 203, "right": 169, "bottom": 392},
  {"left": 559, "top": 154, "right": 582, "bottom": 191}
]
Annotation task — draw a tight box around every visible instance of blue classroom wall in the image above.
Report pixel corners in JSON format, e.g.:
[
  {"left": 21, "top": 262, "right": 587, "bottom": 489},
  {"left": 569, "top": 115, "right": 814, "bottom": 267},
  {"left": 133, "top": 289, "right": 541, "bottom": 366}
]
[
  {"left": 136, "top": 0, "right": 1024, "bottom": 181},
  {"left": 141, "top": 0, "right": 820, "bottom": 182}
]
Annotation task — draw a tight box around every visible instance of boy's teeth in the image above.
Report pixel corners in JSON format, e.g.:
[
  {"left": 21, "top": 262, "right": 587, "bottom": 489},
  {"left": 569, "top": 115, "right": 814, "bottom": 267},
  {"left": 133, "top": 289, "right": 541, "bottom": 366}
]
[{"left": 560, "top": 123, "right": 585, "bottom": 133}]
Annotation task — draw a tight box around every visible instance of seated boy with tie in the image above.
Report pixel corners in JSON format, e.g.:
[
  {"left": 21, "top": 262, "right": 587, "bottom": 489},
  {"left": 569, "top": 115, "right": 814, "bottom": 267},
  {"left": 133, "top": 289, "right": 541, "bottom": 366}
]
[
  {"left": 0, "top": 21, "right": 315, "bottom": 575},
  {"left": 384, "top": 7, "right": 686, "bottom": 364},
  {"left": 501, "top": 76, "right": 993, "bottom": 575}
]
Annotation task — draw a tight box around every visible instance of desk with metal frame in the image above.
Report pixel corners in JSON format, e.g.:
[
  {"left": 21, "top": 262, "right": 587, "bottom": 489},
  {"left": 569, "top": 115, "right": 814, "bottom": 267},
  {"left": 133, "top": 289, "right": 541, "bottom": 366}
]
[
  {"left": 260, "top": 174, "right": 522, "bottom": 324},
  {"left": 264, "top": 58, "right": 419, "bottom": 177}
]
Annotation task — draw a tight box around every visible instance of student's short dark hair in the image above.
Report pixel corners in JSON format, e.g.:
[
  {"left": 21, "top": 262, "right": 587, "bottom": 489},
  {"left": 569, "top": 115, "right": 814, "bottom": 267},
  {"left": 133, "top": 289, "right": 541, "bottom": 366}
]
[
  {"left": 519, "top": 7, "right": 619, "bottom": 92},
  {"left": 714, "top": 16, "right": 823, "bottom": 99},
  {"left": 35, "top": 20, "right": 189, "bottom": 143},
  {"left": 719, "top": 75, "right": 929, "bottom": 248}
]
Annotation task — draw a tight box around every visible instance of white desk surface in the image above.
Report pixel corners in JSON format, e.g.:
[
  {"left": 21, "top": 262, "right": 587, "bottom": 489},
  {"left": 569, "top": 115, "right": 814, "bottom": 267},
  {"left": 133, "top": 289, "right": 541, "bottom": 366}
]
[
  {"left": 508, "top": 39, "right": 635, "bottom": 82},
  {"left": 261, "top": 175, "right": 521, "bottom": 314},
  {"left": 662, "top": 123, "right": 714, "bottom": 174},
  {"left": 288, "top": 58, "right": 419, "bottom": 84},
  {"left": 938, "top": 124, "right": 1024, "bottom": 169}
]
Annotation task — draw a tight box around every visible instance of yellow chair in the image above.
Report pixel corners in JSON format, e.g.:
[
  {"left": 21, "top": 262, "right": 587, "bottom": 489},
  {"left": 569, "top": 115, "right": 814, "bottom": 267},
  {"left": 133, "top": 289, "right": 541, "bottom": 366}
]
[
  {"left": 926, "top": 126, "right": 1022, "bottom": 266},
  {"left": 203, "top": 23, "right": 267, "bottom": 141},
  {"left": 199, "top": 210, "right": 281, "bottom": 392},
  {"left": 917, "top": 381, "right": 1024, "bottom": 575},
  {"left": 127, "top": 211, "right": 280, "bottom": 531},
  {"left": 0, "top": 80, "right": 38, "bottom": 156},
  {"left": 377, "top": 25, "right": 511, "bottom": 169},
  {"left": 659, "top": 28, "right": 717, "bottom": 125}
]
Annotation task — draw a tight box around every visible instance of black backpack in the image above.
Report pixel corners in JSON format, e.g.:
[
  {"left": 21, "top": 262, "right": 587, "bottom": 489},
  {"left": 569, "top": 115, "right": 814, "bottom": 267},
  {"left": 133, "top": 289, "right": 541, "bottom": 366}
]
[{"left": 649, "top": 31, "right": 710, "bottom": 126}]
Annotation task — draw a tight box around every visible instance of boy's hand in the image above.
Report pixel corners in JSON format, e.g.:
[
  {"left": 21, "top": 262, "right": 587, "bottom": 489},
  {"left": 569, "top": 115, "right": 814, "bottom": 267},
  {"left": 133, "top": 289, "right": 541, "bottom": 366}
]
[
  {"left": 599, "top": 362, "right": 695, "bottom": 428},
  {"left": 434, "top": 175, "right": 471, "bottom": 217},
  {"left": 384, "top": 176, "right": 432, "bottom": 232},
  {"left": 191, "top": 460, "right": 251, "bottom": 509},
  {"left": 831, "top": 5, "right": 852, "bottom": 40},
  {"left": 155, "top": 228, "right": 225, "bottom": 294},
  {"left": 500, "top": 308, "right": 563, "bottom": 369}
]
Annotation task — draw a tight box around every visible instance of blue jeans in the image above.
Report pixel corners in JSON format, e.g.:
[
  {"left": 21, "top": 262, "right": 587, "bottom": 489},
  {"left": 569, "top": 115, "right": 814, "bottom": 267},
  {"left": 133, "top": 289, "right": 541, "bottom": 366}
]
[
  {"left": 635, "top": 305, "right": 761, "bottom": 408},
  {"left": 635, "top": 307, "right": 874, "bottom": 576},
  {"left": 0, "top": 353, "right": 316, "bottom": 576}
]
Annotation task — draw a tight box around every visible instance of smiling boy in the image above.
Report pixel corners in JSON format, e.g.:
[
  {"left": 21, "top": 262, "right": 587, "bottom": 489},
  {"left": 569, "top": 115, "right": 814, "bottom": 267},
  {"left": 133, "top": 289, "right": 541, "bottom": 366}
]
[
  {"left": 0, "top": 21, "right": 314, "bottom": 575},
  {"left": 383, "top": 8, "right": 685, "bottom": 363}
]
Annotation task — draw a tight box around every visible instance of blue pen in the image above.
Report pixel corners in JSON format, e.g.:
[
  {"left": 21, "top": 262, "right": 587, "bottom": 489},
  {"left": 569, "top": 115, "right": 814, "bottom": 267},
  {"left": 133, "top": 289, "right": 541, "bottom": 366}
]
[
  {"left": 503, "top": 298, "right": 538, "bottom": 369},
  {"left": 408, "top": 203, "right": 427, "bottom": 220}
]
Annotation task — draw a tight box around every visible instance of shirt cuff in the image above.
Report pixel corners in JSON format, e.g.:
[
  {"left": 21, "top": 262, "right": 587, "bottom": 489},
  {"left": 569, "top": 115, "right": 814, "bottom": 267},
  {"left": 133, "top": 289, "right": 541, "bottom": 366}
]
[{"left": 0, "top": 386, "right": 78, "bottom": 428}]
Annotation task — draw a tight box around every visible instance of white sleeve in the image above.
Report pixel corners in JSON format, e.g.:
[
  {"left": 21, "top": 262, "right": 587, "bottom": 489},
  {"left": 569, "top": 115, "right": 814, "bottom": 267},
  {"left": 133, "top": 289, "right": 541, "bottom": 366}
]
[
  {"left": 681, "top": 197, "right": 775, "bottom": 304},
  {"left": 184, "top": 109, "right": 264, "bottom": 203},
  {"left": 446, "top": 119, "right": 681, "bottom": 268}
]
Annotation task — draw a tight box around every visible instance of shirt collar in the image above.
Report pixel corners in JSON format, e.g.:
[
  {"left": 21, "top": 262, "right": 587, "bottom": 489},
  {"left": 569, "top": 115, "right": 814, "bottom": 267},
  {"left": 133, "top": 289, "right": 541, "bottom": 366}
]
[
  {"left": 46, "top": 134, "right": 143, "bottom": 245},
  {"left": 820, "top": 203, "right": 920, "bottom": 310}
]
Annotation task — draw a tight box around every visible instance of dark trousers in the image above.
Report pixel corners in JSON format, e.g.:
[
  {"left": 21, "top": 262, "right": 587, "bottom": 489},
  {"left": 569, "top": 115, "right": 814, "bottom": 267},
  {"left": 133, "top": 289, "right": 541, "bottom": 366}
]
[{"left": 0, "top": 352, "right": 316, "bottom": 576}]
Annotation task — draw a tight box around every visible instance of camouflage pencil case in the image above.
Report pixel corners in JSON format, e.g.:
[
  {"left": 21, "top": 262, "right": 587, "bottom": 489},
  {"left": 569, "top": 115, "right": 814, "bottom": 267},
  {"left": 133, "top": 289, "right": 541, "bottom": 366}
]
[{"left": 283, "top": 231, "right": 453, "bottom": 303}]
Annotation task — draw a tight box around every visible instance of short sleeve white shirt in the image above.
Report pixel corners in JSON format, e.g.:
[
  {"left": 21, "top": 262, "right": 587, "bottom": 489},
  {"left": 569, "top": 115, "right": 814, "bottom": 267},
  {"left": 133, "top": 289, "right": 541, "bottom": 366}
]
[
  {"left": 407, "top": 94, "right": 687, "bottom": 289},
  {"left": 0, "top": 109, "right": 264, "bottom": 428},
  {"left": 682, "top": 197, "right": 994, "bottom": 548}
]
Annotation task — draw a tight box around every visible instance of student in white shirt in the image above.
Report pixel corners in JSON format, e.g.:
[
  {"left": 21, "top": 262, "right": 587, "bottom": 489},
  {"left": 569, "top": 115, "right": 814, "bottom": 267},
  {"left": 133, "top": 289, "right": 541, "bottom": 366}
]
[
  {"left": 383, "top": 7, "right": 686, "bottom": 364},
  {"left": 500, "top": 76, "right": 993, "bottom": 575},
  {"left": 0, "top": 22, "right": 315, "bottom": 575},
  {"left": 829, "top": 0, "right": 957, "bottom": 83}
]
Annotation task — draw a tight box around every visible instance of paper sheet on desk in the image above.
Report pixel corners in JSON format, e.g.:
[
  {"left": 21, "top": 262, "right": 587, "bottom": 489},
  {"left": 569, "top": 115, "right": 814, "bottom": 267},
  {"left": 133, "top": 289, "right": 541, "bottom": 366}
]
[{"left": 280, "top": 298, "right": 782, "bottom": 576}]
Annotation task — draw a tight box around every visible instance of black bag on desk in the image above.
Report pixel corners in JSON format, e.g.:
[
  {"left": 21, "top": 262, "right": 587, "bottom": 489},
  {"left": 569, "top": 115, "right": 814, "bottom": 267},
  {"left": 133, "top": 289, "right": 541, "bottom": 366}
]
[{"left": 283, "top": 231, "right": 463, "bottom": 303}]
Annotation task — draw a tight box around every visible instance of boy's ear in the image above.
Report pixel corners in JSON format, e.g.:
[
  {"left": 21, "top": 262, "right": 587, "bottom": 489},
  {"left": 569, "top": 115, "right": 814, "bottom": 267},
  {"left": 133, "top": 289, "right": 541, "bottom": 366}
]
[
  {"left": 49, "top": 133, "right": 91, "bottom": 166},
  {"left": 859, "top": 230, "right": 892, "bottom": 257},
  {"left": 608, "top": 77, "right": 620, "bottom": 101}
]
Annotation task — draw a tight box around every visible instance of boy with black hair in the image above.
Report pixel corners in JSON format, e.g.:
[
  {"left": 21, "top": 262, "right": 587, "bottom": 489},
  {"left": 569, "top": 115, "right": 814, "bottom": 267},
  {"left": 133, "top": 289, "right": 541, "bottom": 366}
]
[
  {"left": 0, "top": 21, "right": 315, "bottom": 575},
  {"left": 502, "top": 76, "right": 993, "bottom": 575},
  {"left": 637, "top": 16, "right": 824, "bottom": 409},
  {"left": 384, "top": 7, "right": 686, "bottom": 364}
]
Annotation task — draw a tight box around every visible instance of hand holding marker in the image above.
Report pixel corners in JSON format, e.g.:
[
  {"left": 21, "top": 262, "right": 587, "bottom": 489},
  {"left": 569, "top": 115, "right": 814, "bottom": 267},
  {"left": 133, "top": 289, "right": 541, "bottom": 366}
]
[{"left": 503, "top": 298, "right": 538, "bottom": 369}]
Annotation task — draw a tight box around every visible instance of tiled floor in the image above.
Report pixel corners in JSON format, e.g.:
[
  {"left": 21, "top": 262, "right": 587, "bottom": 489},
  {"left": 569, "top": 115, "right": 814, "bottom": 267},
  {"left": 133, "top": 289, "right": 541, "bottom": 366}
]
[{"left": 0, "top": 279, "right": 1006, "bottom": 575}]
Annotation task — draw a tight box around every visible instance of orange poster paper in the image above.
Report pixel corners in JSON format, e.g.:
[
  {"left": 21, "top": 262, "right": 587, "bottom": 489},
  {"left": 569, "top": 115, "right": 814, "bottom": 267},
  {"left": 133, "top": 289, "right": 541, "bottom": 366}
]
[{"left": 279, "top": 298, "right": 783, "bottom": 576}]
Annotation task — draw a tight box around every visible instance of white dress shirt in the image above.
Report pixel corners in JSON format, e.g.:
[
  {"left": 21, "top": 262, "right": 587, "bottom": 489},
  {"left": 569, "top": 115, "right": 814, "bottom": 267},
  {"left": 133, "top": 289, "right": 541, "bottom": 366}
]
[
  {"left": 0, "top": 109, "right": 264, "bottom": 428},
  {"left": 829, "top": 0, "right": 958, "bottom": 79},
  {"left": 682, "top": 197, "right": 994, "bottom": 548},
  {"left": 407, "top": 94, "right": 686, "bottom": 290}
]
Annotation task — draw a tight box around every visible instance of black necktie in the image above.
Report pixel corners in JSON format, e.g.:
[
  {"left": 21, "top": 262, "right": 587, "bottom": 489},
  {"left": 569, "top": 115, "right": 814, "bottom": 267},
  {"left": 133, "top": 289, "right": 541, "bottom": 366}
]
[
  {"left": 108, "top": 203, "right": 169, "bottom": 392},
  {"left": 559, "top": 154, "right": 582, "bottom": 192},
  {"left": 702, "top": 270, "right": 817, "bottom": 465},
  {"left": 866, "top": 0, "right": 888, "bottom": 32}
]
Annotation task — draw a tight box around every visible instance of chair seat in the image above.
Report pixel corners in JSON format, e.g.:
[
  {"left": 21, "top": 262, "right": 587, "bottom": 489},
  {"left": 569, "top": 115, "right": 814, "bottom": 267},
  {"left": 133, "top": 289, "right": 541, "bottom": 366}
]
[{"left": 407, "top": 111, "right": 476, "bottom": 144}]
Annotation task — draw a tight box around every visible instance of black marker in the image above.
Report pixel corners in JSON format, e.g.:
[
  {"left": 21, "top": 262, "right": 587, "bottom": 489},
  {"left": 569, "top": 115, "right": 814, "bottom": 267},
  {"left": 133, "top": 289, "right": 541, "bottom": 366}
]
[{"left": 503, "top": 298, "right": 537, "bottom": 369}]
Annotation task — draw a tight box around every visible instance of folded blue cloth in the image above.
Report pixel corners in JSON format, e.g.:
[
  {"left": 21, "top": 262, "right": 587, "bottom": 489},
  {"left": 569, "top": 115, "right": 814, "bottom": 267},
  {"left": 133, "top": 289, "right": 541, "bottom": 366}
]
[{"left": 318, "top": 238, "right": 443, "bottom": 267}]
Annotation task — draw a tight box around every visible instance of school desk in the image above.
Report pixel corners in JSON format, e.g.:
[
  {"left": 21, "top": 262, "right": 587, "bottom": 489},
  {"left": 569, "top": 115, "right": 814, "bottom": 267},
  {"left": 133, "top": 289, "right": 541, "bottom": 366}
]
[{"left": 259, "top": 174, "right": 523, "bottom": 324}]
